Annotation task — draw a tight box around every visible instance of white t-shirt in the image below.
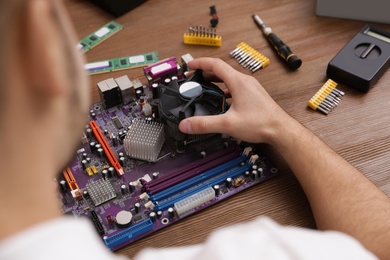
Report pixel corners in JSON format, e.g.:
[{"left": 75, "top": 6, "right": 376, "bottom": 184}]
[{"left": 0, "top": 216, "right": 377, "bottom": 260}]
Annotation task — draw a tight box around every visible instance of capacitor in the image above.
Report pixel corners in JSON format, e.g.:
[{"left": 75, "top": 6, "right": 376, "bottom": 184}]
[
  {"left": 152, "top": 83, "right": 159, "bottom": 99},
  {"left": 102, "top": 169, "right": 108, "bottom": 179},
  {"left": 171, "top": 76, "right": 178, "bottom": 81},
  {"left": 89, "top": 141, "right": 96, "bottom": 151},
  {"left": 136, "top": 89, "right": 143, "bottom": 99},
  {"left": 226, "top": 177, "right": 233, "bottom": 188},
  {"left": 86, "top": 157, "right": 91, "bottom": 164},
  {"left": 152, "top": 172, "right": 159, "bottom": 179},
  {"left": 200, "top": 151, "right": 207, "bottom": 158},
  {"left": 128, "top": 182, "right": 135, "bottom": 192},
  {"left": 168, "top": 207, "right": 175, "bottom": 219},
  {"left": 108, "top": 167, "right": 115, "bottom": 177},
  {"left": 164, "top": 78, "right": 171, "bottom": 84},
  {"left": 240, "top": 161, "right": 246, "bottom": 166},
  {"left": 85, "top": 128, "right": 93, "bottom": 138},
  {"left": 81, "top": 159, "right": 88, "bottom": 169},
  {"left": 213, "top": 184, "right": 220, "bottom": 196},
  {"left": 118, "top": 152, "right": 124, "bottom": 158},
  {"left": 59, "top": 180, "right": 67, "bottom": 191},
  {"left": 104, "top": 129, "right": 108, "bottom": 135},
  {"left": 83, "top": 190, "right": 89, "bottom": 197},
  {"left": 149, "top": 212, "right": 157, "bottom": 222},
  {"left": 119, "top": 156, "right": 125, "bottom": 166},
  {"left": 112, "top": 135, "right": 118, "bottom": 146},
  {"left": 134, "top": 203, "right": 141, "bottom": 214},
  {"left": 97, "top": 148, "right": 104, "bottom": 158},
  {"left": 258, "top": 168, "right": 264, "bottom": 177},
  {"left": 244, "top": 170, "right": 251, "bottom": 180},
  {"left": 95, "top": 143, "right": 102, "bottom": 151},
  {"left": 91, "top": 112, "right": 96, "bottom": 119},
  {"left": 82, "top": 152, "right": 88, "bottom": 159},
  {"left": 156, "top": 210, "right": 163, "bottom": 218},
  {"left": 252, "top": 165, "right": 258, "bottom": 171},
  {"left": 251, "top": 170, "right": 259, "bottom": 180},
  {"left": 121, "top": 184, "right": 127, "bottom": 195}
]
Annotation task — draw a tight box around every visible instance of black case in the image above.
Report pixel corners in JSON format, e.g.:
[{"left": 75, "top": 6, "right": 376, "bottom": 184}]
[{"left": 90, "top": 0, "right": 147, "bottom": 17}]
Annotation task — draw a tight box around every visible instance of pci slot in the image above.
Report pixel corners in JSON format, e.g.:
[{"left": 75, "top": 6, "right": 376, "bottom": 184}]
[
  {"left": 150, "top": 156, "right": 245, "bottom": 202},
  {"left": 89, "top": 121, "right": 124, "bottom": 176},
  {"left": 144, "top": 144, "right": 242, "bottom": 194},
  {"left": 103, "top": 218, "right": 153, "bottom": 249},
  {"left": 63, "top": 167, "right": 81, "bottom": 198},
  {"left": 154, "top": 162, "right": 252, "bottom": 212}
]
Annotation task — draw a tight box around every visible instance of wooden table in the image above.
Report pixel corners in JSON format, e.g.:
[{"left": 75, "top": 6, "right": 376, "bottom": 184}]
[{"left": 65, "top": 0, "right": 390, "bottom": 257}]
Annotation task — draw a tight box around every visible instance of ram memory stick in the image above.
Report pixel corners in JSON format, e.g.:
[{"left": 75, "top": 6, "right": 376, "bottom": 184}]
[
  {"left": 77, "top": 21, "right": 123, "bottom": 53},
  {"left": 85, "top": 52, "right": 159, "bottom": 75}
]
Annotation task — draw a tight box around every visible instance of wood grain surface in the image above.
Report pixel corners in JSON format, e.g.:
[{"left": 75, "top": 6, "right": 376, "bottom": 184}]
[{"left": 65, "top": 0, "right": 390, "bottom": 258}]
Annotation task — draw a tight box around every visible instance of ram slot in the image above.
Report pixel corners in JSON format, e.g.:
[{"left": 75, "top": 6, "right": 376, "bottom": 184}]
[
  {"left": 154, "top": 161, "right": 252, "bottom": 212},
  {"left": 150, "top": 156, "right": 245, "bottom": 202},
  {"left": 63, "top": 167, "right": 81, "bottom": 198},
  {"left": 103, "top": 218, "right": 153, "bottom": 249},
  {"left": 144, "top": 144, "right": 241, "bottom": 193},
  {"left": 89, "top": 120, "right": 124, "bottom": 176}
]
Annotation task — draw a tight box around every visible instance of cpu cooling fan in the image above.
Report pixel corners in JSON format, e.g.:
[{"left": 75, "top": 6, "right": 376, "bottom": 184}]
[
  {"left": 157, "top": 69, "right": 227, "bottom": 152},
  {"left": 158, "top": 69, "right": 227, "bottom": 124}
]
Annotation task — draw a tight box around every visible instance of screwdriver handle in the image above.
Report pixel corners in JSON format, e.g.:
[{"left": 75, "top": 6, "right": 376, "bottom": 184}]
[{"left": 266, "top": 32, "right": 302, "bottom": 70}]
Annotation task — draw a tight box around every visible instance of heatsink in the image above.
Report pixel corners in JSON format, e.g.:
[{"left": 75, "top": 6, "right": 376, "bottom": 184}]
[
  {"left": 124, "top": 120, "right": 165, "bottom": 162},
  {"left": 86, "top": 179, "right": 117, "bottom": 206}
]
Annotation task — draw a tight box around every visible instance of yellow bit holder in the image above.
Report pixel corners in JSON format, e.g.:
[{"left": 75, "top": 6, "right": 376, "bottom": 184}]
[
  {"left": 230, "top": 42, "right": 270, "bottom": 72},
  {"left": 183, "top": 25, "right": 222, "bottom": 47},
  {"left": 308, "top": 79, "right": 344, "bottom": 115}
]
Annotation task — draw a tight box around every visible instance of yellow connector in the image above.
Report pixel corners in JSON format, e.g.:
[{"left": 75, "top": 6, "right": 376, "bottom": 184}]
[
  {"left": 183, "top": 25, "right": 221, "bottom": 47},
  {"left": 91, "top": 165, "right": 98, "bottom": 175},
  {"left": 86, "top": 167, "right": 94, "bottom": 176}
]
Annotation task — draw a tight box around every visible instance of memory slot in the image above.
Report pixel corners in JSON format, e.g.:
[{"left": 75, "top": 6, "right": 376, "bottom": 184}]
[
  {"left": 154, "top": 162, "right": 252, "bottom": 212},
  {"left": 150, "top": 155, "right": 246, "bottom": 202},
  {"left": 103, "top": 218, "right": 153, "bottom": 249},
  {"left": 144, "top": 145, "right": 242, "bottom": 194}
]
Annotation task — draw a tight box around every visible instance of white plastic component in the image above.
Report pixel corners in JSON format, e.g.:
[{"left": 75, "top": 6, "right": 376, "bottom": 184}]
[
  {"left": 95, "top": 27, "right": 110, "bottom": 37},
  {"left": 139, "top": 192, "right": 150, "bottom": 201},
  {"left": 142, "top": 103, "right": 152, "bottom": 116},
  {"left": 174, "top": 187, "right": 216, "bottom": 217},
  {"left": 249, "top": 154, "right": 259, "bottom": 164},
  {"left": 144, "top": 201, "right": 155, "bottom": 210},
  {"left": 142, "top": 174, "right": 152, "bottom": 183},
  {"left": 243, "top": 147, "right": 253, "bottom": 156},
  {"left": 85, "top": 61, "right": 110, "bottom": 70},
  {"left": 129, "top": 55, "right": 145, "bottom": 64}
]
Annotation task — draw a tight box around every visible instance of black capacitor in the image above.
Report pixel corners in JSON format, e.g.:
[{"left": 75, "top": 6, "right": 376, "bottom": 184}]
[
  {"left": 85, "top": 128, "right": 93, "bottom": 138},
  {"left": 134, "top": 203, "right": 141, "bottom": 214},
  {"left": 251, "top": 170, "right": 259, "bottom": 181},
  {"left": 121, "top": 184, "right": 127, "bottom": 195},
  {"left": 95, "top": 143, "right": 102, "bottom": 151},
  {"left": 119, "top": 156, "right": 125, "bottom": 166},
  {"left": 226, "top": 177, "right": 233, "bottom": 188},
  {"left": 167, "top": 207, "right": 175, "bottom": 219},
  {"left": 244, "top": 170, "right": 251, "bottom": 180},
  {"left": 149, "top": 212, "right": 157, "bottom": 223},
  {"left": 156, "top": 210, "right": 163, "bottom": 218},
  {"left": 213, "top": 184, "right": 220, "bottom": 196},
  {"left": 59, "top": 180, "right": 67, "bottom": 191},
  {"left": 252, "top": 165, "right": 258, "bottom": 171},
  {"left": 81, "top": 159, "right": 88, "bottom": 169},
  {"left": 118, "top": 152, "right": 124, "bottom": 158},
  {"left": 104, "top": 129, "right": 109, "bottom": 135},
  {"left": 91, "top": 112, "right": 96, "bottom": 119},
  {"left": 82, "top": 152, "right": 88, "bottom": 159},
  {"left": 83, "top": 190, "right": 89, "bottom": 197},
  {"left": 108, "top": 167, "right": 115, "bottom": 177},
  {"left": 97, "top": 148, "right": 104, "bottom": 158},
  {"left": 135, "top": 89, "right": 143, "bottom": 99},
  {"left": 112, "top": 135, "right": 118, "bottom": 146},
  {"left": 89, "top": 141, "right": 96, "bottom": 151},
  {"left": 152, "top": 83, "right": 159, "bottom": 99},
  {"left": 258, "top": 168, "right": 264, "bottom": 177},
  {"left": 86, "top": 157, "right": 91, "bottom": 164},
  {"left": 175, "top": 133, "right": 186, "bottom": 154},
  {"left": 102, "top": 169, "right": 108, "bottom": 179},
  {"left": 128, "top": 182, "right": 135, "bottom": 192},
  {"left": 152, "top": 172, "right": 159, "bottom": 179}
]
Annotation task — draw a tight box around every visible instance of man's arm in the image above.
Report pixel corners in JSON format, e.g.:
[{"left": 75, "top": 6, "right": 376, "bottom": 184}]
[{"left": 179, "top": 58, "right": 390, "bottom": 259}]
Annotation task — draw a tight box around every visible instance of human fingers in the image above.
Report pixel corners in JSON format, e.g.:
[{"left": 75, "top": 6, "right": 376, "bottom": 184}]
[{"left": 179, "top": 114, "right": 230, "bottom": 136}]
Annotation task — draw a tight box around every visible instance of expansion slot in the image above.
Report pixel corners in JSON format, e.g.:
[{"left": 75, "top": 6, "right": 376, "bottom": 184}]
[
  {"left": 153, "top": 160, "right": 252, "bottom": 212},
  {"left": 104, "top": 218, "right": 153, "bottom": 249},
  {"left": 89, "top": 121, "right": 124, "bottom": 176},
  {"left": 85, "top": 52, "right": 159, "bottom": 75},
  {"left": 63, "top": 167, "right": 81, "bottom": 198},
  {"left": 143, "top": 145, "right": 242, "bottom": 194},
  {"left": 77, "top": 21, "right": 123, "bottom": 53},
  {"left": 149, "top": 156, "right": 246, "bottom": 202}
]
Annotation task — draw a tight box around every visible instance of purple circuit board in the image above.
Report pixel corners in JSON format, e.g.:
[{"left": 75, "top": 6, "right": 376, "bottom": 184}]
[{"left": 59, "top": 67, "right": 278, "bottom": 251}]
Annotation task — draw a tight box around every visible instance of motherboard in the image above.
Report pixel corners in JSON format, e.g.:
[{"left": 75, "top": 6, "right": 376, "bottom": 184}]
[{"left": 59, "top": 55, "right": 278, "bottom": 251}]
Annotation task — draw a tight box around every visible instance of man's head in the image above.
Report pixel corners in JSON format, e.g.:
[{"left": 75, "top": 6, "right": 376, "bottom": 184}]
[{"left": 0, "top": 0, "right": 90, "bottom": 173}]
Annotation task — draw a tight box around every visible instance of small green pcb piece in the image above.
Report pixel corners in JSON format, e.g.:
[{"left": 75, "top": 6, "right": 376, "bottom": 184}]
[
  {"left": 85, "top": 52, "right": 159, "bottom": 75},
  {"left": 77, "top": 21, "right": 123, "bottom": 53}
]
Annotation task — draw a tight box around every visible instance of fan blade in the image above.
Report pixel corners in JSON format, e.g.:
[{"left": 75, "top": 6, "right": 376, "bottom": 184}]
[
  {"left": 161, "top": 94, "right": 180, "bottom": 114},
  {"left": 167, "top": 80, "right": 181, "bottom": 92},
  {"left": 194, "top": 103, "right": 211, "bottom": 116},
  {"left": 169, "top": 105, "right": 194, "bottom": 119}
]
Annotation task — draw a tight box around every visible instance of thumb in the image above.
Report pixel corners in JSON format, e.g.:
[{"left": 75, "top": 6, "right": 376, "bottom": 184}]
[{"left": 179, "top": 115, "right": 227, "bottom": 135}]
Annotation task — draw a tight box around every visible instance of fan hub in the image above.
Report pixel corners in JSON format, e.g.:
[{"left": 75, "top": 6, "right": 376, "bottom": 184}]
[{"left": 179, "top": 81, "right": 203, "bottom": 99}]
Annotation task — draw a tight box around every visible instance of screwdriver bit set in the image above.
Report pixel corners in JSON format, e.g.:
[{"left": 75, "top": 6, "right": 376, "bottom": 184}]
[
  {"left": 308, "top": 79, "right": 345, "bottom": 115},
  {"left": 230, "top": 42, "right": 270, "bottom": 72},
  {"left": 183, "top": 25, "right": 222, "bottom": 47}
]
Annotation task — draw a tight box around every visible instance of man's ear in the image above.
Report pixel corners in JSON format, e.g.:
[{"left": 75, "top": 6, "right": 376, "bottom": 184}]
[{"left": 21, "top": 0, "right": 69, "bottom": 97}]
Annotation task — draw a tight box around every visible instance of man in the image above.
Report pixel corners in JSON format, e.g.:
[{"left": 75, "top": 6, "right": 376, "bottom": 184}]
[{"left": 0, "top": 0, "right": 387, "bottom": 259}]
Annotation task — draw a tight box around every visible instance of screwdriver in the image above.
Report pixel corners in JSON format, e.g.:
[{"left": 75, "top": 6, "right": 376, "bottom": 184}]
[{"left": 252, "top": 14, "right": 302, "bottom": 70}]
